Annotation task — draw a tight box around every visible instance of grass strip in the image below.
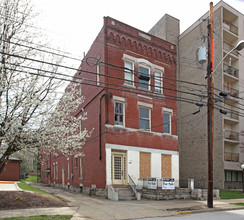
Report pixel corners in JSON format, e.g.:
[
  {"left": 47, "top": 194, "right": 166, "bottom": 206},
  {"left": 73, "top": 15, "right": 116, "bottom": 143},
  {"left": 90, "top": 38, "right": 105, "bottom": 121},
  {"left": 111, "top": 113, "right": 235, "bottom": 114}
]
[
  {"left": 231, "top": 203, "right": 244, "bottom": 206},
  {"left": 220, "top": 190, "right": 244, "bottom": 199},
  {"left": 17, "top": 182, "right": 49, "bottom": 195}
]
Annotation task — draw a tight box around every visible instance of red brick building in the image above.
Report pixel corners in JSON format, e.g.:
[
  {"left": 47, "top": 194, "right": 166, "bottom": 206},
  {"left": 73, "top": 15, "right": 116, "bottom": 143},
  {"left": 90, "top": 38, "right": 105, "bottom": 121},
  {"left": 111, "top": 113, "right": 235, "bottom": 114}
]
[
  {"left": 41, "top": 17, "right": 178, "bottom": 196},
  {"left": 0, "top": 155, "right": 21, "bottom": 181}
]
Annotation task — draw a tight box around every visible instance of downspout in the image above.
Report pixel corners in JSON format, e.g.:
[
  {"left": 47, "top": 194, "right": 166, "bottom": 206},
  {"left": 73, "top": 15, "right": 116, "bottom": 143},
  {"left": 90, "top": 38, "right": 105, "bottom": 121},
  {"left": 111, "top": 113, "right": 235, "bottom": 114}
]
[
  {"left": 99, "top": 17, "right": 109, "bottom": 161},
  {"left": 99, "top": 93, "right": 106, "bottom": 160}
]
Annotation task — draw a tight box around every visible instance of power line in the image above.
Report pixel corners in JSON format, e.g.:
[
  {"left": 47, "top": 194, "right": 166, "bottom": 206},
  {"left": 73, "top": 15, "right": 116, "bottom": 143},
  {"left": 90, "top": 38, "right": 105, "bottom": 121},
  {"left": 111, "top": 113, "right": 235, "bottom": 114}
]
[
  {"left": 1, "top": 51, "right": 208, "bottom": 101},
  {"left": 3, "top": 65, "right": 207, "bottom": 107}
]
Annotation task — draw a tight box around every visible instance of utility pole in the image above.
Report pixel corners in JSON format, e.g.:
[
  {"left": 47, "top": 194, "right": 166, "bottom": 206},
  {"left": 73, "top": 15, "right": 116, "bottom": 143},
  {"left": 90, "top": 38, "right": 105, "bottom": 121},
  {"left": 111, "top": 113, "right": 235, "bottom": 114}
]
[{"left": 207, "top": 2, "right": 214, "bottom": 209}]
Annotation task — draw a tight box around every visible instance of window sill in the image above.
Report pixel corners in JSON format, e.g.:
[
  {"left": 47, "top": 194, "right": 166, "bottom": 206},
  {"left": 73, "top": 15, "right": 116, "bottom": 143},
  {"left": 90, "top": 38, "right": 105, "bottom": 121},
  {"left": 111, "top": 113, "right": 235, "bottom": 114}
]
[
  {"left": 163, "top": 132, "right": 172, "bottom": 136},
  {"left": 154, "top": 91, "right": 164, "bottom": 96},
  {"left": 139, "top": 129, "right": 151, "bottom": 133},
  {"left": 114, "top": 124, "right": 125, "bottom": 128},
  {"left": 123, "top": 83, "right": 136, "bottom": 88},
  {"left": 105, "top": 124, "right": 178, "bottom": 139},
  {"left": 138, "top": 87, "right": 151, "bottom": 92}
]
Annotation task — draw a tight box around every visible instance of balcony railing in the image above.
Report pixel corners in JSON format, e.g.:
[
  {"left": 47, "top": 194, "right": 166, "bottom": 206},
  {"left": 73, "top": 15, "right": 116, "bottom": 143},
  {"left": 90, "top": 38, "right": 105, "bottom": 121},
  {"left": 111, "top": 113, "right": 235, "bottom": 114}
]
[
  {"left": 224, "top": 152, "right": 239, "bottom": 162},
  {"left": 223, "top": 63, "right": 239, "bottom": 78},
  {"left": 224, "top": 130, "right": 239, "bottom": 142},
  {"left": 225, "top": 111, "right": 239, "bottom": 120},
  {"left": 224, "top": 86, "right": 239, "bottom": 98},
  {"left": 223, "top": 42, "right": 239, "bottom": 56},
  {"left": 223, "top": 20, "right": 238, "bottom": 35}
]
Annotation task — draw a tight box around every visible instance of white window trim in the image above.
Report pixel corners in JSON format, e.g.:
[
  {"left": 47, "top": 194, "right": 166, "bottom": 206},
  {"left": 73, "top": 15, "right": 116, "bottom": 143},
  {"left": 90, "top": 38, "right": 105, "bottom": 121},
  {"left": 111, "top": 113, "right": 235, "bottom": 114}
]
[
  {"left": 154, "top": 69, "right": 163, "bottom": 94},
  {"left": 114, "top": 96, "right": 126, "bottom": 127},
  {"left": 56, "top": 162, "right": 58, "bottom": 179},
  {"left": 79, "top": 157, "right": 83, "bottom": 179},
  {"left": 162, "top": 108, "right": 173, "bottom": 135},
  {"left": 113, "top": 96, "right": 126, "bottom": 102},
  {"left": 138, "top": 101, "right": 153, "bottom": 109},
  {"left": 123, "top": 54, "right": 165, "bottom": 71},
  {"left": 53, "top": 163, "right": 55, "bottom": 180},
  {"left": 138, "top": 102, "right": 152, "bottom": 131},
  {"left": 97, "top": 63, "right": 100, "bottom": 85},
  {"left": 67, "top": 158, "right": 70, "bottom": 179},
  {"left": 162, "top": 107, "right": 173, "bottom": 114},
  {"left": 138, "top": 64, "right": 151, "bottom": 90}
]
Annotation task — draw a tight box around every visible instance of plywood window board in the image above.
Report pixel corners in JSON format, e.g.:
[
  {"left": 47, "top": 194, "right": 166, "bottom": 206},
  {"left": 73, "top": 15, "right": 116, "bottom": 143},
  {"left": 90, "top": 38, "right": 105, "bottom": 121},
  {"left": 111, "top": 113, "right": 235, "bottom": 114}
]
[
  {"left": 161, "top": 154, "right": 171, "bottom": 178},
  {"left": 140, "top": 152, "right": 151, "bottom": 178}
]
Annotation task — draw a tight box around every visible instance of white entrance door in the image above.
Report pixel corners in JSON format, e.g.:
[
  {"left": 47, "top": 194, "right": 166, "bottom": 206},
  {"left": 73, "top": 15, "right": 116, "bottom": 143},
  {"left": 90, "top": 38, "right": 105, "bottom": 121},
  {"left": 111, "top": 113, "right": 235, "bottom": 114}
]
[{"left": 112, "top": 152, "right": 126, "bottom": 185}]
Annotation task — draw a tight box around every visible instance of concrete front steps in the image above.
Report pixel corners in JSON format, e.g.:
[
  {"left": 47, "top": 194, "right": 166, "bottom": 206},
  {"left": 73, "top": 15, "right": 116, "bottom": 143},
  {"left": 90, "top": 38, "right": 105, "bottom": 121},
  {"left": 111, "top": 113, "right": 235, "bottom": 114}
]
[{"left": 113, "top": 185, "right": 136, "bottom": 201}]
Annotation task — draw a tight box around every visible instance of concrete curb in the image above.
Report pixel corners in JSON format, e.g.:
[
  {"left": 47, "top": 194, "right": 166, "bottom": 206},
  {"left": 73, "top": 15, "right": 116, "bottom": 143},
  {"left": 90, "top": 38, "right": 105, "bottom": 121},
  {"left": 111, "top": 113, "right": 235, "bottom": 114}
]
[
  {"left": 15, "top": 182, "right": 23, "bottom": 191},
  {"left": 175, "top": 205, "right": 244, "bottom": 216}
]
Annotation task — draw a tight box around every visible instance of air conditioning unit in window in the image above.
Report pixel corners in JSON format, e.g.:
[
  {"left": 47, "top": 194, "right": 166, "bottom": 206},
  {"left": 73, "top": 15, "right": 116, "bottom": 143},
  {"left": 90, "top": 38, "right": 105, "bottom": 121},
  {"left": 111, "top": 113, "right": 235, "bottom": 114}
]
[{"left": 139, "top": 74, "right": 150, "bottom": 81}]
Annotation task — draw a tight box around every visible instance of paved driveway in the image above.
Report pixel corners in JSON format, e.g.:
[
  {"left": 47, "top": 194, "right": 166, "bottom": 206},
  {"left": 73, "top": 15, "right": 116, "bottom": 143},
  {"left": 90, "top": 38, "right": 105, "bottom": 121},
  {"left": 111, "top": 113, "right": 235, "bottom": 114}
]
[{"left": 0, "top": 181, "right": 21, "bottom": 191}]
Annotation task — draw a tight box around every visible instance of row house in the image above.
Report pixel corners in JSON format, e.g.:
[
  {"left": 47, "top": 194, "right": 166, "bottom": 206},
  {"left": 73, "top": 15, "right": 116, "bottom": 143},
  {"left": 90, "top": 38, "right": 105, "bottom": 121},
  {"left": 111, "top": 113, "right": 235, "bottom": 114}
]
[{"left": 41, "top": 17, "right": 178, "bottom": 196}]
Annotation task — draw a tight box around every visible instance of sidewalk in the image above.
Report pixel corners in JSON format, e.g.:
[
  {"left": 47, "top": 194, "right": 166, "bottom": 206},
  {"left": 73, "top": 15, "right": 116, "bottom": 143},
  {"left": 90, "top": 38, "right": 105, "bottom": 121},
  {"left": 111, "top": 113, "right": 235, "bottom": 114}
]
[
  {"left": 0, "top": 181, "right": 21, "bottom": 191},
  {"left": 1, "top": 182, "right": 244, "bottom": 219}
]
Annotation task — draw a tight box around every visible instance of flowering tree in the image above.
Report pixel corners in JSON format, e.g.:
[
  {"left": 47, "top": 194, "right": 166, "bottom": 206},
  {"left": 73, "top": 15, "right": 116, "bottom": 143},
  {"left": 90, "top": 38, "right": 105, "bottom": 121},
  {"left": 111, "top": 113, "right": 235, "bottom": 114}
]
[{"left": 0, "top": 0, "right": 90, "bottom": 173}]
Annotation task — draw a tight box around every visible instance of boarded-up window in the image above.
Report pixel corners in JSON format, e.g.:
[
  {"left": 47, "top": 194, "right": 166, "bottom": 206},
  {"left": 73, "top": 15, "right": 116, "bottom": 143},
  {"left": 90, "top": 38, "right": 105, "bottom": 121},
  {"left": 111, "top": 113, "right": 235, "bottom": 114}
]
[
  {"left": 161, "top": 154, "right": 171, "bottom": 178},
  {"left": 140, "top": 152, "right": 151, "bottom": 178}
]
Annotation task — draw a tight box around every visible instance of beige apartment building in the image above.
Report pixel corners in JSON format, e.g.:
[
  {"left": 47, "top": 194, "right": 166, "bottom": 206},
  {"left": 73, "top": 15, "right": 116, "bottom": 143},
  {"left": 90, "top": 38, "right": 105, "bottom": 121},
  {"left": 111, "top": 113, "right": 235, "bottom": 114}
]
[{"left": 150, "top": 1, "right": 244, "bottom": 189}]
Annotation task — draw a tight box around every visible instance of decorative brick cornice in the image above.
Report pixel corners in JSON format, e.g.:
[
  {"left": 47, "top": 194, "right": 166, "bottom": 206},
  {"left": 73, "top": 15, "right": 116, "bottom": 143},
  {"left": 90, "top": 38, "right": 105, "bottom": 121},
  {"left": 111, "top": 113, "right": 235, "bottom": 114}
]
[{"left": 106, "top": 29, "right": 177, "bottom": 65}]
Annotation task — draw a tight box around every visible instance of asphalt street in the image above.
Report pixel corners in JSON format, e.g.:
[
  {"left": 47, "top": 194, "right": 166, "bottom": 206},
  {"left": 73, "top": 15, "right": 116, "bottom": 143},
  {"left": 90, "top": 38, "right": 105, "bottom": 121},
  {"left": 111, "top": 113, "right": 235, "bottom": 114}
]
[{"left": 135, "top": 209, "right": 244, "bottom": 220}]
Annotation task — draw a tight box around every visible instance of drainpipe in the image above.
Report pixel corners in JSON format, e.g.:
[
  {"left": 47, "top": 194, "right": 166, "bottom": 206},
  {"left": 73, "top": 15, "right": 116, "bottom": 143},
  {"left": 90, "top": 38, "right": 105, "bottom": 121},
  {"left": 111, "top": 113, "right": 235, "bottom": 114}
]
[{"left": 99, "top": 92, "right": 108, "bottom": 160}]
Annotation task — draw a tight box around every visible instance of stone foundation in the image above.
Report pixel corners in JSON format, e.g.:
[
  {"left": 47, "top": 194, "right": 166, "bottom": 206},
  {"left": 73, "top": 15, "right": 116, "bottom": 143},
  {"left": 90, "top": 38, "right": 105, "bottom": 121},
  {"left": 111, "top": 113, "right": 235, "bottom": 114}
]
[
  {"left": 51, "top": 183, "right": 107, "bottom": 197},
  {"left": 142, "top": 188, "right": 191, "bottom": 200},
  {"left": 141, "top": 188, "right": 220, "bottom": 200}
]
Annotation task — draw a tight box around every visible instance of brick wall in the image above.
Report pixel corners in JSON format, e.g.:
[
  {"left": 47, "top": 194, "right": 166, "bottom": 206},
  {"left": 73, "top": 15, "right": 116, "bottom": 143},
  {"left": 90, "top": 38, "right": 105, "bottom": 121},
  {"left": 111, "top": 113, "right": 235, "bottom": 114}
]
[{"left": 0, "top": 160, "right": 21, "bottom": 181}]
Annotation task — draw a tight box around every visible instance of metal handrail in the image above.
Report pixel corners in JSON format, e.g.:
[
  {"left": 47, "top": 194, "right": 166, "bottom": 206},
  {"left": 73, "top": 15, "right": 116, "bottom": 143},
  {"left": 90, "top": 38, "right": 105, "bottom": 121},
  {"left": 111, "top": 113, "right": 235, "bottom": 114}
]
[
  {"left": 224, "top": 130, "right": 239, "bottom": 141},
  {"left": 224, "top": 152, "right": 239, "bottom": 162},
  {"left": 223, "top": 42, "right": 239, "bottom": 56},
  {"left": 223, "top": 64, "right": 239, "bottom": 78},
  {"left": 224, "top": 85, "right": 239, "bottom": 98},
  {"left": 223, "top": 20, "right": 238, "bottom": 35},
  {"left": 128, "top": 175, "right": 137, "bottom": 196}
]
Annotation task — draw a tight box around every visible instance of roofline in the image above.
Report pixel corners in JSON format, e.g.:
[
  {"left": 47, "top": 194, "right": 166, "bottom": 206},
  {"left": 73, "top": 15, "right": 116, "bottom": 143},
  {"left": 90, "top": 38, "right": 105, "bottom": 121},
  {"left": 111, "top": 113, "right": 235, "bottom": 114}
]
[
  {"left": 180, "top": 0, "right": 243, "bottom": 39},
  {"left": 104, "top": 16, "right": 177, "bottom": 47}
]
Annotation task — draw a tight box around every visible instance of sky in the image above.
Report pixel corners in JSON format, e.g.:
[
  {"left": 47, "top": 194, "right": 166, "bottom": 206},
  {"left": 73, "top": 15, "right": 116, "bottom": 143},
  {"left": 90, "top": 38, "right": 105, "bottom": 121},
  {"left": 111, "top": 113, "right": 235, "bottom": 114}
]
[{"left": 31, "top": 0, "right": 244, "bottom": 65}]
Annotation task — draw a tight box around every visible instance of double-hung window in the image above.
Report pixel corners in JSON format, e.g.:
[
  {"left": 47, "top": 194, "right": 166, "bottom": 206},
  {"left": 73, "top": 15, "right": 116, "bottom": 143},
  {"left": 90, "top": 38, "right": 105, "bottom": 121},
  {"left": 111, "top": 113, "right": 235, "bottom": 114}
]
[
  {"left": 53, "top": 163, "right": 55, "bottom": 179},
  {"left": 115, "top": 102, "right": 124, "bottom": 126},
  {"left": 67, "top": 158, "right": 70, "bottom": 179},
  {"left": 97, "top": 61, "right": 100, "bottom": 85},
  {"left": 56, "top": 162, "right": 58, "bottom": 179},
  {"left": 139, "top": 65, "right": 150, "bottom": 90},
  {"left": 163, "top": 108, "right": 172, "bottom": 134},
  {"left": 139, "top": 107, "right": 150, "bottom": 131},
  {"left": 75, "top": 157, "right": 78, "bottom": 169},
  {"left": 79, "top": 157, "right": 83, "bottom": 179},
  {"left": 124, "top": 60, "right": 134, "bottom": 86},
  {"left": 155, "top": 70, "right": 162, "bottom": 93}
]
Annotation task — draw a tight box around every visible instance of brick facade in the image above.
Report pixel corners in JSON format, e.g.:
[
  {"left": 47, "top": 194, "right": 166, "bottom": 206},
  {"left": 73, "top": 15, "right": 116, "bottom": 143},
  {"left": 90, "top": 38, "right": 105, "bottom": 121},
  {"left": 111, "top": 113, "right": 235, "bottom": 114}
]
[{"left": 41, "top": 17, "right": 178, "bottom": 194}]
